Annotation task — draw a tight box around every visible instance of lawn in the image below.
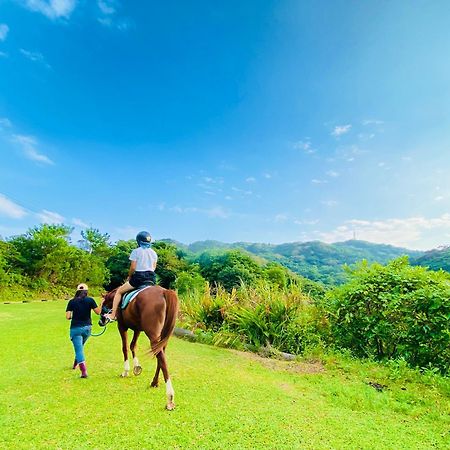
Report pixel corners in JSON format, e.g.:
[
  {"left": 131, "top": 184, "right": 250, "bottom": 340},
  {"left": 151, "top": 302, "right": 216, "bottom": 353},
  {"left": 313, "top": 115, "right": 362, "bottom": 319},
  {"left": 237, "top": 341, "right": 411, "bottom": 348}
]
[{"left": 0, "top": 301, "right": 448, "bottom": 449}]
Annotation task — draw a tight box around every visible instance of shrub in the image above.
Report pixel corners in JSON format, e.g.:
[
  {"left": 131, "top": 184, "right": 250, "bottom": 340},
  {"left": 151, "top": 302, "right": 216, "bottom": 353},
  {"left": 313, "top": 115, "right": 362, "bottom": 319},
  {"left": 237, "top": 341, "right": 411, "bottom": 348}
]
[{"left": 325, "top": 257, "right": 450, "bottom": 373}]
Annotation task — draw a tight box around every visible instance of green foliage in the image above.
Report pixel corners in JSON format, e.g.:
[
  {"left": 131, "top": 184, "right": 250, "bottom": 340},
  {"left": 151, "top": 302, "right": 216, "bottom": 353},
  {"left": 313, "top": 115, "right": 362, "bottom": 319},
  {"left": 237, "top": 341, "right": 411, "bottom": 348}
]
[
  {"left": 195, "top": 250, "right": 262, "bottom": 291},
  {"left": 325, "top": 257, "right": 450, "bottom": 373},
  {"left": 179, "top": 281, "right": 328, "bottom": 355},
  {"left": 7, "top": 224, "right": 109, "bottom": 290},
  {"left": 152, "top": 241, "right": 191, "bottom": 288},
  {"left": 80, "top": 227, "right": 112, "bottom": 259},
  {"left": 105, "top": 240, "right": 135, "bottom": 289},
  {"left": 174, "top": 271, "right": 207, "bottom": 296}
]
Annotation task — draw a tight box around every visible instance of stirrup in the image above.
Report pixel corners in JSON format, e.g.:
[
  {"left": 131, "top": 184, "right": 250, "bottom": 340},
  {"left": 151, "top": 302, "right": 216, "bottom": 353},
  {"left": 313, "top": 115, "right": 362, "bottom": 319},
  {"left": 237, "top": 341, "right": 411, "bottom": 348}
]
[{"left": 104, "top": 314, "right": 117, "bottom": 323}]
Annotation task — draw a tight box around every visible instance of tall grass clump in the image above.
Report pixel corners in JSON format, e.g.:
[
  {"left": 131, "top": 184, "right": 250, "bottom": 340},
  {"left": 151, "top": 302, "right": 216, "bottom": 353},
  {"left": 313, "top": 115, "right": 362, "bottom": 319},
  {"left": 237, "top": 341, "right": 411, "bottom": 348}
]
[{"left": 178, "top": 280, "right": 329, "bottom": 355}]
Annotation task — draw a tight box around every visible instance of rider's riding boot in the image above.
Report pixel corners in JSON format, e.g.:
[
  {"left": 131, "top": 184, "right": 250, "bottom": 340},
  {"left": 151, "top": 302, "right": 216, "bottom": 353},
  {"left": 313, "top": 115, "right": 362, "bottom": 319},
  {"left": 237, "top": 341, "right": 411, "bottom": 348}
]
[
  {"left": 72, "top": 358, "right": 78, "bottom": 369},
  {"left": 79, "top": 362, "right": 88, "bottom": 378}
]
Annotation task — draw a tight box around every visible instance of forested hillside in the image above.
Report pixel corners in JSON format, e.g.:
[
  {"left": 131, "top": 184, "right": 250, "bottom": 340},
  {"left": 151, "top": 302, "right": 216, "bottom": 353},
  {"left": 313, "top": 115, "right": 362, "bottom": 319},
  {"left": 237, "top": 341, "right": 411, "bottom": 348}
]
[
  {"left": 411, "top": 246, "right": 450, "bottom": 272},
  {"left": 177, "top": 239, "right": 423, "bottom": 284}
]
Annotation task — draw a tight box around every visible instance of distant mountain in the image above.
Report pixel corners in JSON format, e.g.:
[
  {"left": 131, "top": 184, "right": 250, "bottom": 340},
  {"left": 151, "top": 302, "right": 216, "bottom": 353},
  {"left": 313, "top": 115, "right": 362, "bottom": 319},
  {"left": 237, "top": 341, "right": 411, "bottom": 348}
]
[
  {"left": 411, "top": 246, "right": 450, "bottom": 272},
  {"left": 177, "top": 239, "right": 423, "bottom": 285}
]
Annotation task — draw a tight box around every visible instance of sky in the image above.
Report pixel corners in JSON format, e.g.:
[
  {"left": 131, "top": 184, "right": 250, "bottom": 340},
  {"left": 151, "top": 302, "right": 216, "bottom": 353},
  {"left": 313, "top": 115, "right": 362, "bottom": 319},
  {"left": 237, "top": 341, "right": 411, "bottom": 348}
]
[{"left": 1, "top": 1, "right": 450, "bottom": 250}]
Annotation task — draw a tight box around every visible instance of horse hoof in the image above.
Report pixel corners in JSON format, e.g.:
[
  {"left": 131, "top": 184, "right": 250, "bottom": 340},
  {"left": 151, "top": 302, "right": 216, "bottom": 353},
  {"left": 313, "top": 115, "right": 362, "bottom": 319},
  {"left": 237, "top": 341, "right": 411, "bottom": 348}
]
[
  {"left": 121, "top": 372, "right": 129, "bottom": 378},
  {"left": 166, "top": 402, "right": 175, "bottom": 411},
  {"left": 133, "top": 366, "right": 142, "bottom": 376},
  {"left": 150, "top": 381, "right": 159, "bottom": 388}
]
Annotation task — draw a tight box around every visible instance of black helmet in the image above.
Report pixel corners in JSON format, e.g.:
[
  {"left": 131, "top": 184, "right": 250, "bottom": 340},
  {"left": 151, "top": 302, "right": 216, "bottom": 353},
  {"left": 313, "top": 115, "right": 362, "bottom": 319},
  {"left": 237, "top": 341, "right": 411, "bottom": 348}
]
[{"left": 136, "top": 231, "right": 152, "bottom": 245}]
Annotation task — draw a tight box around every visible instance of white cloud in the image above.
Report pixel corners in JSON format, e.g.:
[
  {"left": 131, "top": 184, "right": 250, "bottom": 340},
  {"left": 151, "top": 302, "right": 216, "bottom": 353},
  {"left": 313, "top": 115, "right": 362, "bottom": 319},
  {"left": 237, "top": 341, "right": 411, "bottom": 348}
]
[
  {"left": 311, "top": 179, "right": 327, "bottom": 184},
  {"left": 246, "top": 177, "right": 256, "bottom": 183},
  {"left": 0, "top": 117, "right": 12, "bottom": 129},
  {"left": 358, "top": 132, "right": 375, "bottom": 141},
  {"left": 336, "top": 144, "right": 367, "bottom": 162},
  {"left": 293, "top": 140, "right": 315, "bottom": 154},
  {"left": 326, "top": 170, "right": 339, "bottom": 177},
  {"left": 294, "top": 219, "right": 319, "bottom": 225},
  {"left": 317, "top": 215, "right": 450, "bottom": 249},
  {"left": 321, "top": 200, "right": 338, "bottom": 207},
  {"left": 362, "top": 119, "right": 384, "bottom": 126},
  {"left": 263, "top": 173, "right": 272, "bottom": 179},
  {"left": 169, "top": 205, "right": 230, "bottom": 219},
  {"left": 20, "top": 48, "right": 51, "bottom": 68},
  {"left": 20, "top": 49, "right": 44, "bottom": 62},
  {"left": 22, "top": 0, "right": 77, "bottom": 20},
  {"left": 231, "top": 186, "right": 252, "bottom": 196},
  {"left": 98, "top": 0, "right": 115, "bottom": 15},
  {"left": 97, "top": 0, "right": 130, "bottom": 30},
  {"left": 331, "top": 124, "right": 352, "bottom": 137},
  {"left": 98, "top": 17, "right": 113, "bottom": 26},
  {"left": 274, "top": 214, "right": 288, "bottom": 223},
  {"left": 72, "top": 218, "right": 89, "bottom": 227},
  {"left": 12, "top": 134, "right": 54, "bottom": 165},
  {"left": 0, "top": 194, "right": 28, "bottom": 219},
  {"left": 36, "top": 209, "right": 64, "bottom": 224},
  {"left": 206, "top": 206, "right": 229, "bottom": 219},
  {"left": 0, "top": 24, "right": 9, "bottom": 41}
]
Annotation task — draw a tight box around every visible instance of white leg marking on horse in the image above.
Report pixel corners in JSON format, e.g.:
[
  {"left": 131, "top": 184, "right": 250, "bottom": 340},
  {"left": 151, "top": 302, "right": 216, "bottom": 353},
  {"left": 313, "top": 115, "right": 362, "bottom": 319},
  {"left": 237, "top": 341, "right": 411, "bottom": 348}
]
[
  {"left": 166, "top": 378, "right": 175, "bottom": 400},
  {"left": 133, "top": 357, "right": 139, "bottom": 368},
  {"left": 122, "top": 359, "right": 130, "bottom": 377}
]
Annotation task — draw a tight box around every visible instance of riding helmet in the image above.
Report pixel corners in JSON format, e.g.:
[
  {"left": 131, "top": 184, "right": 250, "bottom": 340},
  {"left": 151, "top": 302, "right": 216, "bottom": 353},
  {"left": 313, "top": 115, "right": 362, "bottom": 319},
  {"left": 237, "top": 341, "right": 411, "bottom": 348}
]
[{"left": 136, "top": 231, "right": 152, "bottom": 246}]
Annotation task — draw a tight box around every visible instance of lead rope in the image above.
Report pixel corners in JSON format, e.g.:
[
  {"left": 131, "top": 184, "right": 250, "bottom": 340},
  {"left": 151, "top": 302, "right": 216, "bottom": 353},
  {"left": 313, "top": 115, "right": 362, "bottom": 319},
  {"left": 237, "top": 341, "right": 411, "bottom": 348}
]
[{"left": 91, "top": 307, "right": 112, "bottom": 337}]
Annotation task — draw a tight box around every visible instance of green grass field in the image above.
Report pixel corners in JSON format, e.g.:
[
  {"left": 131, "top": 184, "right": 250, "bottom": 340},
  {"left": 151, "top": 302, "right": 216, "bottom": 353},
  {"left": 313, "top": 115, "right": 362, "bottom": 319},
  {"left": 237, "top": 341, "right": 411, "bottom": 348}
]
[{"left": 0, "top": 301, "right": 449, "bottom": 449}]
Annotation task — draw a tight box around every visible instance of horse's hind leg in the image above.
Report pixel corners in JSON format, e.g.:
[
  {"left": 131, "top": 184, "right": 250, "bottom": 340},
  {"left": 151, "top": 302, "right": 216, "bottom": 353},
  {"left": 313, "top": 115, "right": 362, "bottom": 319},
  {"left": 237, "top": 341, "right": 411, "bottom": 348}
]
[
  {"left": 156, "top": 348, "right": 175, "bottom": 410},
  {"left": 150, "top": 345, "right": 165, "bottom": 388},
  {"left": 130, "top": 331, "right": 142, "bottom": 376}
]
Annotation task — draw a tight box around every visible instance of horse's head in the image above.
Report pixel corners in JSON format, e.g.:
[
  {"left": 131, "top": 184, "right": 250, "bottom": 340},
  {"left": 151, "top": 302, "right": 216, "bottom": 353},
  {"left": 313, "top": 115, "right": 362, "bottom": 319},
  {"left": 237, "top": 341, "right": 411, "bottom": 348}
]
[{"left": 98, "top": 290, "right": 116, "bottom": 327}]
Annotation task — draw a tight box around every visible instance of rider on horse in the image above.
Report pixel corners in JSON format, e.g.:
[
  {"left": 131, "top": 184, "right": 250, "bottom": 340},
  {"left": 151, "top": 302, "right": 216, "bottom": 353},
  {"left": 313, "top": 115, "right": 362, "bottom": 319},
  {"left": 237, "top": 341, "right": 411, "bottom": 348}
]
[{"left": 105, "top": 231, "right": 157, "bottom": 322}]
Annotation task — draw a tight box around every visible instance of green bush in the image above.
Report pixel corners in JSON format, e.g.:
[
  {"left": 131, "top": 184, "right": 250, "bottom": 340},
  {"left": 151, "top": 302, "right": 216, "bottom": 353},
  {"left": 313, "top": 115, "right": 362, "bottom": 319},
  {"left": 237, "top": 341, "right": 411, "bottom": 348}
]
[{"left": 325, "top": 257, "right": 450, "bottom": 373}]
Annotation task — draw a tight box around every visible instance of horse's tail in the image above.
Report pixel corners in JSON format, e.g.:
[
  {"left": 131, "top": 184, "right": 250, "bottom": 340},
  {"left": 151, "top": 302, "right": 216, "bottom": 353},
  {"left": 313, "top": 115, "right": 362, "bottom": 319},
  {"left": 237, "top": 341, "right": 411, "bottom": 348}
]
[{"left": 151, "top": 289, "right": 179, "bottom": 356}]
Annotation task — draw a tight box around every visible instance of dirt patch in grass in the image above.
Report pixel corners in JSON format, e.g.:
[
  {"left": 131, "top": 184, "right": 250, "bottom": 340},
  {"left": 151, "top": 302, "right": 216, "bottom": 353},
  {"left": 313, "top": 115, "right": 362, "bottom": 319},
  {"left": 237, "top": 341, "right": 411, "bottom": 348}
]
[{"left": 232, "top": 349, "right": 325, "bottom": 374}]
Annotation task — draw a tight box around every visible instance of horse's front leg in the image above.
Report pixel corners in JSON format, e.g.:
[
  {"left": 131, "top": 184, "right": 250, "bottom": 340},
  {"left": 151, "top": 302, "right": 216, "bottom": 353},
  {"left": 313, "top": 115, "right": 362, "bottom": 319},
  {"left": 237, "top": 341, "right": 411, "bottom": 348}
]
[
  {"left": 130, "top": 330, "right": 142, "bottom": 376},
  {"left": 119, "top": 325, "right": 129, "bottom": 377}
]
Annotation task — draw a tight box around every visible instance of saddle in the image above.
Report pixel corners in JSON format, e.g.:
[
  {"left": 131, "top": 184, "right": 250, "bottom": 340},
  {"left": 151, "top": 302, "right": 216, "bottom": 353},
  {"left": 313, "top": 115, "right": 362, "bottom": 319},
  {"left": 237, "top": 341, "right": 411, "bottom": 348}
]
[{"left": 120, "top": 285, "right": 154, "bottom": 310}]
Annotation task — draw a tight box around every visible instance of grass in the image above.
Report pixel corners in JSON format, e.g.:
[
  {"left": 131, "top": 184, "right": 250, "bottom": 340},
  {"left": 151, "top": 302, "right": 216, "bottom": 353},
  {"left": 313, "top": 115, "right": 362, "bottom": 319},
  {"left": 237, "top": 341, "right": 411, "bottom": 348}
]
[{"left": 0, "top": 301, "right": 449, "bottom": 449}]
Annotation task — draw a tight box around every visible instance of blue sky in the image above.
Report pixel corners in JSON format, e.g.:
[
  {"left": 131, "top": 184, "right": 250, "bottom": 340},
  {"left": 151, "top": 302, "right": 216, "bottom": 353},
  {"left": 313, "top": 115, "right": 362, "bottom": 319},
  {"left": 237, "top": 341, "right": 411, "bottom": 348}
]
[{"left": 1, "top": 1, "right": 450, "bottom": 250}]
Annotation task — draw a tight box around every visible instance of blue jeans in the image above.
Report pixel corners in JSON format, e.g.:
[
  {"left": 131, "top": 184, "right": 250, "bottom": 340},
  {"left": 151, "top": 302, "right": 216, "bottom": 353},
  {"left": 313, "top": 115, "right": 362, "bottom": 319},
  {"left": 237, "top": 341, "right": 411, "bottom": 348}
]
[{"left": 70, "top": 325, "right": 91, "bottom": 363}]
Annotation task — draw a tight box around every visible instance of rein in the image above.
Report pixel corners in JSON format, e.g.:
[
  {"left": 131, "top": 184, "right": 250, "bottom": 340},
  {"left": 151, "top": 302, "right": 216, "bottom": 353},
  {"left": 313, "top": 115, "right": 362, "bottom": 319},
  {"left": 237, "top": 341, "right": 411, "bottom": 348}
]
[{"left": 91, "top": 324, "right": 109, "bottom": 337}]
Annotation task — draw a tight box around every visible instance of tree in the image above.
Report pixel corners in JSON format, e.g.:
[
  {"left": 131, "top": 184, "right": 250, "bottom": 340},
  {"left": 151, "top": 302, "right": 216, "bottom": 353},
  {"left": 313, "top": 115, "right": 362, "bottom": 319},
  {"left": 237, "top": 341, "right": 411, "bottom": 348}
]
[
  {"left": 80, "top": 228, "right": 112, "bottom": 259},
  {"left": 152, "top": 241, "right": 191, "bottom": 289},
  {"left": 105, "top": 240, "right": 136, "bottom": 289},
  {"left": 8, "top": 224, "right": 109, "bottom": 290},
  {"left": 196, "top": 250, "right": 262, "bottom": 291}
]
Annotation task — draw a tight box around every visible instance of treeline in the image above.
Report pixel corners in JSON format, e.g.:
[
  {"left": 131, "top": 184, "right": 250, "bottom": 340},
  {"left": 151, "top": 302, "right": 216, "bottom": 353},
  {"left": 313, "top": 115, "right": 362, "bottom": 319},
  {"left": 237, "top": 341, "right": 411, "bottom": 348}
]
[{"left": 0, "top": 224, "right": 320, "bottom": 296}]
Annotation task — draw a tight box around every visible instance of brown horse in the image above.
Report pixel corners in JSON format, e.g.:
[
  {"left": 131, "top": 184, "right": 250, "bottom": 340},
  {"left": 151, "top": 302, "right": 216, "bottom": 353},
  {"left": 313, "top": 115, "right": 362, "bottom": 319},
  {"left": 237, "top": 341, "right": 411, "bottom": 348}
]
[{"left": 99, "top": 285, "right": 179, "bottom": 410}]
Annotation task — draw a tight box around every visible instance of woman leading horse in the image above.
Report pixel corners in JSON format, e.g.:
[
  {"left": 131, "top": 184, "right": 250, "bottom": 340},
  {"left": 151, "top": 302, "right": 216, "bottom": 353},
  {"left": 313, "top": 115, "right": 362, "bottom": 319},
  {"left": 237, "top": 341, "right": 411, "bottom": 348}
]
[{"left": 100, "top": 285, "right": 179, "bottom": 410}]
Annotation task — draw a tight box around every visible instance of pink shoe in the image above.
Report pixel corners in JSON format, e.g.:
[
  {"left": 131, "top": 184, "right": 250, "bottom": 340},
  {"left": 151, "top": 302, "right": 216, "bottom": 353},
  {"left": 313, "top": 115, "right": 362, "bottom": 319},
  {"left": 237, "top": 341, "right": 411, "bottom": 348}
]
[
  {"left": 72, "top": 358, "right": 78, "bottom": 370},
  {"left": 79, "top": 362, "right": 88, "bottom": 378}
]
